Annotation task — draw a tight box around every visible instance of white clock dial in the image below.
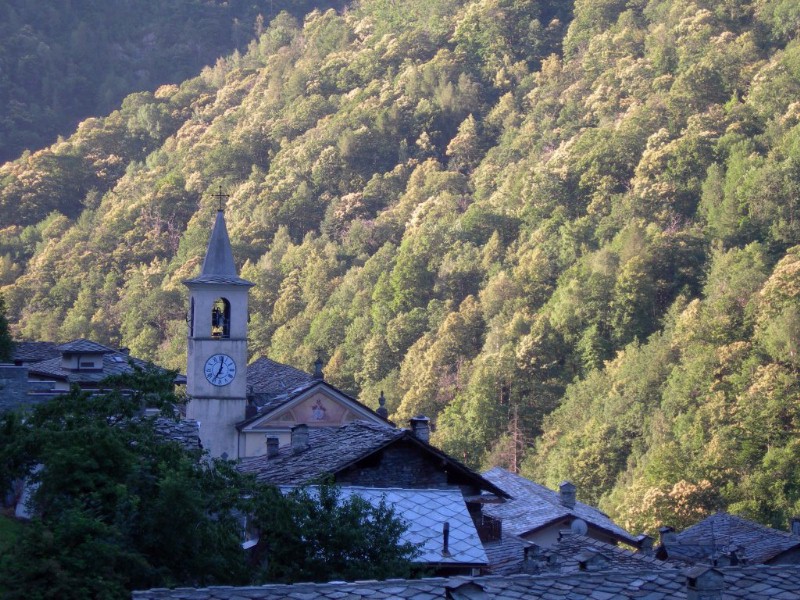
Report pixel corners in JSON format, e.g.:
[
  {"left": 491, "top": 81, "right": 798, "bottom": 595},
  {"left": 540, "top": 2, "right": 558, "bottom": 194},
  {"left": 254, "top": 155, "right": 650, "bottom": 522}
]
[{"left": 204, "top": 353, "right": 236, "bottom": 386}]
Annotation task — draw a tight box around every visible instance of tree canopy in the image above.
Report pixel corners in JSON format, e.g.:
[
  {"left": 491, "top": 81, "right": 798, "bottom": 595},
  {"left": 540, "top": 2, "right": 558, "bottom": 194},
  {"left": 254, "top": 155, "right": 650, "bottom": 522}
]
[
  {"left": 0, "top": 370, "right": 418, "bottom": 598},
  {"left": 3, "top": 0, "right": 800, "bottom": 533}
]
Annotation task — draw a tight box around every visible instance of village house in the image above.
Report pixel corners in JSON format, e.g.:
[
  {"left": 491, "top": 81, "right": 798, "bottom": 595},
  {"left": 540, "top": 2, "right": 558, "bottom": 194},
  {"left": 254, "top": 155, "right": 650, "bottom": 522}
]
[
  {"left": 656, "top": 512, "right": 800, "bottom": 566},
  {"left": 237, "top": 419, "right": 511, "bottom": 575},
  {"left": 481, "top": 467, "right": 641, "bottom": 549},
  {"left": 1, "top": 338, "right": 184, "bottom": 413}
]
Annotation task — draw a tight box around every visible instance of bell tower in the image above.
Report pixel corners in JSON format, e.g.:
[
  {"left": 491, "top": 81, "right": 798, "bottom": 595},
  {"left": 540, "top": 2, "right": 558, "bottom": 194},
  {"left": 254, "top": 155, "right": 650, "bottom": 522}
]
[{"left": 184, "top": 204, "right": 254, "bottom": 459}]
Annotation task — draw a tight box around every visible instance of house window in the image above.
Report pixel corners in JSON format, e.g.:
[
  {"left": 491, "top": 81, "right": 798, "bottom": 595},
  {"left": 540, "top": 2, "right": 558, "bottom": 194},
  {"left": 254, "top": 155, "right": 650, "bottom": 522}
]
[
  {"left": 80, "top": 361, "right": 95, "bottom": 368},
  {"left": 211, "top": 298, "right": 231, "bottom": 339}
]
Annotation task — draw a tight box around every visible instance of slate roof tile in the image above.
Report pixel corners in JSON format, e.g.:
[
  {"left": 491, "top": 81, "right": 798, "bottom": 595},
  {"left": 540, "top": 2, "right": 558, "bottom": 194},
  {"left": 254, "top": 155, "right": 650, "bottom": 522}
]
[
  {"left": 237, "top": 422, "right": 506, "bottom": 498},
  {"left": 246, "top": 357, "right": 315, "bottom": 407},
  {"left": 482, "top": 467, "right": 637, "bottom": 545},
  {"left": 237, "top": 421, "right": 404, "bottom": 485},
  {"left": 663, "top": 512, "right": 800, "bottom": 564},
  {"left": 133, "top": 565, "right": 800, "bottom": 599},
  {"left": 330, "top": 487, "right": 487, "bottom": 565},
  {"left": 154, "top": 417, "right": 201, "bottom": 452},
  {"left": 57, "top": 338, "right": 114, "bottom": 353},
  {"left": 11, "top": 341, "right": 61, "bottom": 363},
  {"left": 26, "top": 344, "right": 185, "bottom": 385}
]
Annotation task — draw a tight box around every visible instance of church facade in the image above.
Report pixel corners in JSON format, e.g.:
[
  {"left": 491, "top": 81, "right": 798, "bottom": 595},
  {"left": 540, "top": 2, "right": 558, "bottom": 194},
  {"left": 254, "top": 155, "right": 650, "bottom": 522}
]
[{"left": 184, "top": 208, "right": 388, "bottom": 459}]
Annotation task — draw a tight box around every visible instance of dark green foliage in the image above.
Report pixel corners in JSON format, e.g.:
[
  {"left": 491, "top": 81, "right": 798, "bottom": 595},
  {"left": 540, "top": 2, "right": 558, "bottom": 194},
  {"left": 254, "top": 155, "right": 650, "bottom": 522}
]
[
  {"left": 0, "top": 370, "right": 417, "bottom": 597},
  {"left": 0, "top": 0, "right": 343, "bottom": 163},
  {"left": 0, "top": 294, "right": 12, "bottom": 362},
  {"left": 252, "top": 483, "right": 419, "bottom": 583},
  {"left": 5, "top": 0, "right": 800, "bottom": 534}
]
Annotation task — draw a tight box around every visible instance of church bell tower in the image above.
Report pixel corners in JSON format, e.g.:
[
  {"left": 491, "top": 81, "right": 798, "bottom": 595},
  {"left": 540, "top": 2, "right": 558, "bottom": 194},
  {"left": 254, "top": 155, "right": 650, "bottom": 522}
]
[{"left": 184, "top": 205, "right": 254, "bottom": 459}]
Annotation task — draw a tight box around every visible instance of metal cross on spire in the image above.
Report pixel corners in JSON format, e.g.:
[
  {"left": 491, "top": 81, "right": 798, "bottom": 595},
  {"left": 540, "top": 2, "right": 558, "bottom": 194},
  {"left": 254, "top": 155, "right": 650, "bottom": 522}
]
[{"left": 211, "top": 186, "right": 229, "bottom": 211}]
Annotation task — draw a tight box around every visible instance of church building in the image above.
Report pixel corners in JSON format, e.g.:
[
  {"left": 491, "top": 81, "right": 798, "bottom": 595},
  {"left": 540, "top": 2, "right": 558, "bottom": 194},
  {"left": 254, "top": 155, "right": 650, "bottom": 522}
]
[{"left": 184, "top": 207, "right": 388, "bottom": 459}]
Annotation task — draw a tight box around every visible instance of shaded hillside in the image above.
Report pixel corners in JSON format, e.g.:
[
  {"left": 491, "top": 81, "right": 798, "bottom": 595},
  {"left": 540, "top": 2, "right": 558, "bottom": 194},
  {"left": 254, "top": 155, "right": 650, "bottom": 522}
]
[
  {"left": 0, "top": 0, "right": 341, "bottom": 163},
  {"left": 3, "top": 0, "right": 800, "bottom": 531}
]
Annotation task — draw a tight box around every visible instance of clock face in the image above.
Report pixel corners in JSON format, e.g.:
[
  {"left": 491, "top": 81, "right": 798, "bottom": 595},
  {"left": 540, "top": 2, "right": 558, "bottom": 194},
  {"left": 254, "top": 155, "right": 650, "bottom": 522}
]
[{"left": 204, "top": 353, "right": 236, "bottom": 386}]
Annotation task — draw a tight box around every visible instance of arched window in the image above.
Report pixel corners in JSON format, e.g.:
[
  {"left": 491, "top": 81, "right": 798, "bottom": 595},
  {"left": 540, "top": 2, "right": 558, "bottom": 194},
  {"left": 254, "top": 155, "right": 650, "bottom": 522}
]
[{"left": 211, "top": 298, "right": 231, "bottom": 339}]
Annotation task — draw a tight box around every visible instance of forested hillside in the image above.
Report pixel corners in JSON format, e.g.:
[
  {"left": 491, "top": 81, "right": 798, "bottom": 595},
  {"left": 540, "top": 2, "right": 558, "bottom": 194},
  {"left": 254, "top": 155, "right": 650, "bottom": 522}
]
[
  {"left": 2, "top": 0, "right": 800, "bottom": 533},
  {"left": 0, "top": 0, "right": 341, "bottom": 163}
]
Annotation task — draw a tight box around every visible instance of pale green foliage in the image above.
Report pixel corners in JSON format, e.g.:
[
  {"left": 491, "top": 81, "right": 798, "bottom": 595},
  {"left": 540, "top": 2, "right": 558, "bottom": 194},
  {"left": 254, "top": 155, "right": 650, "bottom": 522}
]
[{"left": 5, "top": 0, "right": 800, "bottom": 533}]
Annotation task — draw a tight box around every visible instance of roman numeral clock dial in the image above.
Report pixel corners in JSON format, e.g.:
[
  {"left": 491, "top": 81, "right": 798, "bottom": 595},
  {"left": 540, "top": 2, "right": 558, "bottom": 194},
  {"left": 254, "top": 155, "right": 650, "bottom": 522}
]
[{"left": 204, "top": 353, "right": 236, "bottom": 386}]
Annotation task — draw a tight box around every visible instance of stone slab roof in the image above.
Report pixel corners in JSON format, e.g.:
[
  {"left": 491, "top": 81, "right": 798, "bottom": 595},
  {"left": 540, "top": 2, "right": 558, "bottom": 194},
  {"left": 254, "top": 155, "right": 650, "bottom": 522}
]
[
  {"left": 246, "top": 357, "right": 315, "bottom": 406},
  {"left": 485, "top": 532, "right": 666, "bottom": 576},
  {"left": 238, "top": 421, "right": 403, "bottom": 484},
  {"left": 154, "top": 417, "right": 201, "bottom": 452},
  {"left": 27, "top": 345, "right": 185, "bottom": 385},
  {"left": 57, "top": 338, "right": 114, "bottom": 353},
  {"left": 663, "top": 512, "right": 800, "bottom": 565},
  {"left": 11, "top": 341, "right": 61, "bottom": 363},
  {"left": 237, "top": 422, "right": 507, "bottom": 498},
  {"left": 300, "top": 486, "right": 488, "bottom": 566},
  {"left": 481, "top": 467, "right": 637, "bottom": 545},
  {"left": 483, "top": 534, "right": 536, "bottom": 575},
  {"left": 133, "top": 564, "right": 800, "bottom": 599},
  {"left": 241, "top": 365, "right": 390, "bottom": 430},
  {"left": 551, "top": 533, "right": 667, "bottom": 572}
]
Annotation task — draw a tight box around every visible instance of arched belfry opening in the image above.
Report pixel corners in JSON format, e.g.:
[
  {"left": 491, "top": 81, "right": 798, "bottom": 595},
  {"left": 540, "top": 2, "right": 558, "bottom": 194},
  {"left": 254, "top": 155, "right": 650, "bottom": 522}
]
[{"left": 212, "top": 297, "right": 231, "bottom": 339}]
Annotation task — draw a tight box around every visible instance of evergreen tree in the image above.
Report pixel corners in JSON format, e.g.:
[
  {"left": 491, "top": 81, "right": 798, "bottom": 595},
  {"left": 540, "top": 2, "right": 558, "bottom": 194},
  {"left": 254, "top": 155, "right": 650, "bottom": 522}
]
[{"left": 0, "top": 294, "right": 12, "bottom": 362}]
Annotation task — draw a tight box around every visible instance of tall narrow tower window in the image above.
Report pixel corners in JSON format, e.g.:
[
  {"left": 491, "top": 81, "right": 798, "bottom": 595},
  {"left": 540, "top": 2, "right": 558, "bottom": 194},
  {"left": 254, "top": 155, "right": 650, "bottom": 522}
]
[
  {"left": 211, "top": 298, "right": 231, "bottom": 339},
  {"left": 188, "top": 298, "right": 195, "bottom": 336}
]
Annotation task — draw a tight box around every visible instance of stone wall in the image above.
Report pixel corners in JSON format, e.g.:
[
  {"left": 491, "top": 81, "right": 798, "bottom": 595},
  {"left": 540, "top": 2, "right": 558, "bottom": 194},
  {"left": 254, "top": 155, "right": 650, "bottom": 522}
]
[
  {"left": 336, "top": 441, "right": 450, "bottom": 488},
  {"left": 0, "top": 365, "right": 30, "bottom": 412}
]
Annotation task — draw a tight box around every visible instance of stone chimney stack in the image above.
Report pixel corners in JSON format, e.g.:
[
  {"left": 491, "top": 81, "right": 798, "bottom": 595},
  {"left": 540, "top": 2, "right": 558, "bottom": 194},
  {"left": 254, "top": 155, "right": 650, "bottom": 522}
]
[
  {"left": 791, "top": 516, "right": 800, "bottom": 537},
  {"left": 576, "top": 550, "right": 611, "bottom": 572},
  {"left": 685, "top": 566, "right": 724, "bottom": 600},
  {"left": 659, "top": 526, "right": 677, "bottom": 545},
  {"left": 559, "top": 481, "right": 576, "bottom": 508},
  {"left": 313, "top": 354, "right": 324, "bottom": 380},
  {"left": 376, "top": 391, "right": 388, "bottom": 419},
  {"left": 636, "top": 534, "right": 655, "bottom": 554},
  {"left": 291, "top": 424, "right": 309, "bottom": 454},
  {"left": 266, "top": 436, "right": 280, "bottom": 458},
  {"left": 245, "top": 401, "right": 257, "bottom": 419},
  {"left": 409, "top": 416, "right": 430, "bottom": 443}
]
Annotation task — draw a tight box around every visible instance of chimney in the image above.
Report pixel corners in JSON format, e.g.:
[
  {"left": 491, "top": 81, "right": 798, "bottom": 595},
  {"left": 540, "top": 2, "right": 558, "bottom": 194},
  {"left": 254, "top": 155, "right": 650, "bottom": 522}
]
[
  {"left": 376, "top": 390, "right": 388, "bottom": 419},
  {"left": 791, "top": 517, "right": 800, "bottom": 537},
  {"left": 636, "top": 534, "right": 655, "bottom": 554},
  {"left": 245, "top": 401, "right": 257, "bottom": 419},
  {"left": 559, "top": 481, "right": 576, "bottom": 508},
  {"left": 445, "top": 582, "right": 489, "bottom": 600},
  {"left": 291, "top": 424, "right": 309, "bottom": 454},
  {"left": 685, "top": 566, "right": 724, "bottom": 600},
  {"left": 659, "top": 526, "right": 677, "bottom": 545},
  {"left": 409, "top": 416, "right": 430, "bottom": 443},
  {"left": 313, "top": 353, "right": 324, "bottom": 380},
  {"left": 266, "top": 436, "right": 279, "bottom": 458},
  {"left": 576, "top": 550, "right": 611, "bottom": 572},
  {"left": 442, "top": 521, "right": 451, "bottom": 557}
]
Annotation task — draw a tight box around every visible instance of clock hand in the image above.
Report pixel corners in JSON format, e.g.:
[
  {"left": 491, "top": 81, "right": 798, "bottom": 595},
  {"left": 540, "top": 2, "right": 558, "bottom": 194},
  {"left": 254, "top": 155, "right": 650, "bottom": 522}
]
[{"left": 215, "top": 358, "right": 224, "bottom": 378}]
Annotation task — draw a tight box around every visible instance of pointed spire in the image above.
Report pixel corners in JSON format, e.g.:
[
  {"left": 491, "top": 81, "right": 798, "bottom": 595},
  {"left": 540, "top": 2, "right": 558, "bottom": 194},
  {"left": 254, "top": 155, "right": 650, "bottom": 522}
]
[
  {"left": 201, "top": 210, "right": 238, "bottom": 278},
  {"left": 184, "top": 201, "right": 254, "bottom": 287}
]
